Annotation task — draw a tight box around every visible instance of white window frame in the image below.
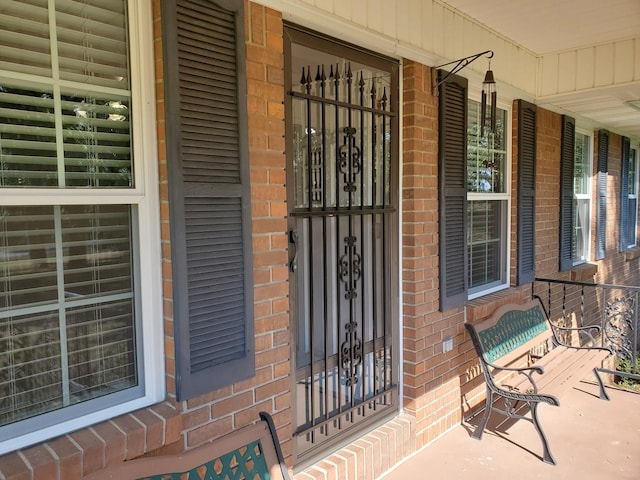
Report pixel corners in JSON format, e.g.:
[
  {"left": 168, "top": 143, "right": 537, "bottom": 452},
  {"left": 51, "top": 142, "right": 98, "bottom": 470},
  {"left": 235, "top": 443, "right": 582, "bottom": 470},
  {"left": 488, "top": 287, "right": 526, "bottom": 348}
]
[
  {"left": 466, "top": 95, "right": 512, "bottom": 299},
  {"left": 572, "top": 129, "right": 593, "bottom": 265},
  {"left": 0, "top": 0, "right": 163, "bottom": 454}
]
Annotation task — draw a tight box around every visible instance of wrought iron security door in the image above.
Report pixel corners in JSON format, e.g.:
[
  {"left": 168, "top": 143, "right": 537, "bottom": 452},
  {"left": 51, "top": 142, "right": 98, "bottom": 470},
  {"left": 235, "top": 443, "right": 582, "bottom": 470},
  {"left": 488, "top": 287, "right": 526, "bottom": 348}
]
[{"left": 285, "top": 27, "right": 399, "bottom": 464}]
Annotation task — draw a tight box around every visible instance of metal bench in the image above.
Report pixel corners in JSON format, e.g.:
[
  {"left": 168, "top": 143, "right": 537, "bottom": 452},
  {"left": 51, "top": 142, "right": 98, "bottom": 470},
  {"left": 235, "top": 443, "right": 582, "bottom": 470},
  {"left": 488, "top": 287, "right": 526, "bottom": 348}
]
[
  {"left": 465, "top": 299, "right": 612, "bottom": 465},
  {"left": 86, "top": 412, "right": 290, "bottom": 480}
]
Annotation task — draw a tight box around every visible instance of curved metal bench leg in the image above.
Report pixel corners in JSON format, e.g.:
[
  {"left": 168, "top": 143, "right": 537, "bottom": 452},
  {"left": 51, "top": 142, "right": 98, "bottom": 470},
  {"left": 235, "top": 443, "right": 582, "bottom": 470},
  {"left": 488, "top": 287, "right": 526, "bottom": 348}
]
[
  {"left": 471, "top": 388, "right": 493, "bottom": 440},
  {"left": 593, "top": 368, "right": 610, "bottom": 401},
  {"left": 530, "top": 402, "right": 556, "bottom": 465}
]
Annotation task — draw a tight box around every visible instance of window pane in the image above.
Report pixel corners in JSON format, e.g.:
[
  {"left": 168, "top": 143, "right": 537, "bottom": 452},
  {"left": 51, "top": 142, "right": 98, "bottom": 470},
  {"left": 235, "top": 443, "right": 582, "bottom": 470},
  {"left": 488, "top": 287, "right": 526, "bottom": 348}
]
[
  {"left": 0, "top": 0, "right": 133, "bottom": 188},
  {"left": 628, "top": 198, "right": 637, "bottom": 247},
  {"left": 0, "top": 0, "right": 52, "bottom": 78},
  {"left": 468, "top": 200, "right": 504, "bottom": 289},
  {"left": 0, "top": 84, "right": 59, "bottom": 186},
  {"left": 628, "top": 149, "right": 637, "bottom": 195},
  {"left": 56, "top": 0, "right": 129, "bottom": 89},
  {"left": 61, "top": 91, "right": 132, "bottom": 187},
  {"left": 574, "top": 133, "right": 590, "bottom": 194},
  {"left": 572, "top": 132, "right": 591, "bottom": 263},
  {"left": 573, "top": 198, "right": 589, "bottom": 261},
  {"left": 0, "top": 311, "right": 62, "bottom": 425},
  {"left": 467, "top": 100, "right": 507, "bottom": 193},
  {"left": 0, "top": 205, "right": 138, "bottom": 427}
]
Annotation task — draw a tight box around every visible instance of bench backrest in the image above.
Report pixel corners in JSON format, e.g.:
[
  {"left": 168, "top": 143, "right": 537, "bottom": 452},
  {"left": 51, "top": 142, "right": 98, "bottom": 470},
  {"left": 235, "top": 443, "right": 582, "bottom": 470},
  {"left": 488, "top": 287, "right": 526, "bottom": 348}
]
[
  {"left": 466, "top": 300, "right": 552, "bottom": 365},
  {"left": 85, "top": 412, "right": 290, "bottom": 480}
]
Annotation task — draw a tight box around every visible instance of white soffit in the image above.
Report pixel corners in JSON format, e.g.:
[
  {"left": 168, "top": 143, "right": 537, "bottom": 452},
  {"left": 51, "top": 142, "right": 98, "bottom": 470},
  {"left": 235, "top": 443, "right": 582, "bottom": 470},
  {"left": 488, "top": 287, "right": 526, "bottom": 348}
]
[
  {"left": 440, "top": 0, "right": 640, "bottom": 141},
  {"left": 439, "top": 0, "right": 640, "bottom": 55}
]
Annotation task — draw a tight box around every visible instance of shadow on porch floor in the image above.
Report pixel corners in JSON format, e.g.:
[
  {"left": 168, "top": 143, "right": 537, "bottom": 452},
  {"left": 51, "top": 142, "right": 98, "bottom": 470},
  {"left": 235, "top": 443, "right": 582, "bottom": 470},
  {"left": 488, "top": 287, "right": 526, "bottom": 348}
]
[{"left": 382, "top": 381, "right": 640, "bottom": 480}]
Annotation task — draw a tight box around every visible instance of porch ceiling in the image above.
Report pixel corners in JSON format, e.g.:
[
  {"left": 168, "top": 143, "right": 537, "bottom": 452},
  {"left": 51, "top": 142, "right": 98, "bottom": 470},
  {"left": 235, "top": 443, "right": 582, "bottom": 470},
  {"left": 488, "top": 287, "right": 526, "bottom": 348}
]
[{"left": 440, "top": 0, "right": 640, "bottom": 141}]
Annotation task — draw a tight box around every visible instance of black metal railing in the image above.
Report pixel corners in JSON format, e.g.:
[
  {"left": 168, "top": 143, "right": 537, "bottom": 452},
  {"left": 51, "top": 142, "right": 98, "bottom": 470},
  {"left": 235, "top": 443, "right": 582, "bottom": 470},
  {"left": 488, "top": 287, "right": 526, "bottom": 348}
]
[{"left": 533, "top": 278, "right": 640, "bottom": 381}]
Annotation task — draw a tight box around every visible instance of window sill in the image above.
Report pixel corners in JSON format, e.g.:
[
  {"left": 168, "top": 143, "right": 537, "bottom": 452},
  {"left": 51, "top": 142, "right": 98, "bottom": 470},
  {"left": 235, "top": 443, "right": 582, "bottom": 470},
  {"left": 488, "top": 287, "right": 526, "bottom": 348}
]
[
  {"left": 625, "top": 247, "right": 640, "bottom": 261},
  {"left": 570, "top": 262, "right": 598, "bottom": 282},
  {"left": 465, "top": 287, "right": 527, "bottom": 323},
  {"left": 0, "top": 402, "right": 182, "bottom": 479}
]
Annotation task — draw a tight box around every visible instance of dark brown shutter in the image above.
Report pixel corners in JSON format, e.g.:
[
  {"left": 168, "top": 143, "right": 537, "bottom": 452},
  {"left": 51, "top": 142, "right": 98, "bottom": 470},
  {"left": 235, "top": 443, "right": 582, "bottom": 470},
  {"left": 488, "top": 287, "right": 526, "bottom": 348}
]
[
  {"left": 438, "top": 71, "right": 468, "bottom": 311},
  {"left": 517, "top": 100, "right": 537, "bottom": 284},
  {"left": 559, "top": 115, "right": 575, "bottom": 271},
  {"left": 596, "top": 130, "right": 609, "bottom": 260},
  {"left": 163, "top": 0, "right": 254, "bottom": 401},
  {"left": 620, "top": 136, "right": 631, "bottom": 251}
]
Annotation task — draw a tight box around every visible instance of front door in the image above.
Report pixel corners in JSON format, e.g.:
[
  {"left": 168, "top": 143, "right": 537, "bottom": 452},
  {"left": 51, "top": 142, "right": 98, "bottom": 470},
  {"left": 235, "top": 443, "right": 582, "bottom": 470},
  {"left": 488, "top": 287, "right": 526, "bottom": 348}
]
[{"left": 284, "top": 25, "right": 399, "bottom": 464}]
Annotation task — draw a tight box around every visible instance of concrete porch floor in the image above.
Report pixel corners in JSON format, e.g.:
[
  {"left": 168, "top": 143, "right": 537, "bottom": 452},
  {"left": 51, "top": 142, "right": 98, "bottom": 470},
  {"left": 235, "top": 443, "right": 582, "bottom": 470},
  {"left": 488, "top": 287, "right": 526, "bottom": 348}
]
[{"left": 382, "top": 382, "right": 640, "bottom": 480}]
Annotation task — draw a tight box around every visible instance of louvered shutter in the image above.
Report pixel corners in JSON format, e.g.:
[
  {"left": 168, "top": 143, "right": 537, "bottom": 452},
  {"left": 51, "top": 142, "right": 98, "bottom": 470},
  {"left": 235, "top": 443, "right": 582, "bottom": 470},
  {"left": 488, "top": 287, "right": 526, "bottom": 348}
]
[
  {"left": 517, "top": 100, "right": 537, "bottom": 284},
  {"left": 620, "top": 136, "right": 631, "bottom": 251},
  {"left": 559, "top": 116, "right": 576, "bottom": 271},
  {"left": 596, "top": 130, "right": 609, "bottom": 260},
  {"left": 163, "top": 0, "right": 254, "bottom": 401},
  {"left": 438, "top": 71, "right": 468, "bottom": 311}
]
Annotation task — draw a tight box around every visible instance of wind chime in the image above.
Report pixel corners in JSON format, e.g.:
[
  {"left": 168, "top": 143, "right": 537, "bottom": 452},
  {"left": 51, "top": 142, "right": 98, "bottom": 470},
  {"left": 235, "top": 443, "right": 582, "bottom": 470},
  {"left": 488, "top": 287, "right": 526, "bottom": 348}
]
[{"left": 432, "top": 49, "right": 497, "bottom": 136}]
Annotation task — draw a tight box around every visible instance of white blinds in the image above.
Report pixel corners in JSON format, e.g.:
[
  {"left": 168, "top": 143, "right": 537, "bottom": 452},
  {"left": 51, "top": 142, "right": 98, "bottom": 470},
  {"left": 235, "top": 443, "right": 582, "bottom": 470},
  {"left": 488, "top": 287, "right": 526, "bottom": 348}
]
[
  {"left": 0, "top": 0, "right": 52, "bottom": 78},
  {"left": 0, "top": 0, "right": 132, "bottom": 188},
  {"left": 0, "top": 0, "right": 139, "bottom": 431},
  {"left": 55, "top": 0, "right": 129, "bottom": 89},
  {"left": 0, "top": 205, "right": 137, "bottom": 426}
]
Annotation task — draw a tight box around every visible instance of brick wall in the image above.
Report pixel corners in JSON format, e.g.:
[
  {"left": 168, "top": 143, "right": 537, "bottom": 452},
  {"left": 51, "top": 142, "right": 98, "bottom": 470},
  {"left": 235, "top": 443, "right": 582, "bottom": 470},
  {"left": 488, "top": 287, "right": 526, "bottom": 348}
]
[
  {"left": 535, "top": 108, "right": 563, "bottom": 279},
  {"left": 401, "top": 60, "right": 467, "bottom": 448}
]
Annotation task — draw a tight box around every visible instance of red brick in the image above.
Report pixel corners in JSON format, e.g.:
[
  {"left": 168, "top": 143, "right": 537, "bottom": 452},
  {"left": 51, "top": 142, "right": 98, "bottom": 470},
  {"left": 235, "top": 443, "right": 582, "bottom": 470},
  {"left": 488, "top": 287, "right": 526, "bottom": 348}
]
[
  {"left": 69, "top": 428, "right": 104, "bottom": 476},
  {"left": 46, "top": 435, "right": 82, "bottom": 480},
  {"left": 211, "top": 391, "right": 255, "bottom": 418},
  {"left": 0, "top": 452, "right": 30, "bottom": 480},
  {"left": 149, "top": 403, "right": 183, "bottom": 444},
  {"left": 186, "top": 416, "right": 233, "bottom": 448},
  {"left": 111, "top": 414, "right": 145, "bottom": 461},
  {"left": 91, "top": 422, "right": 125, "bottom": 468},
  {"left": 132, "top": 409, "right": 165, "bottom": 452},
  {"left": 18, "top": 444, "right": 56, "bottom": 480}
]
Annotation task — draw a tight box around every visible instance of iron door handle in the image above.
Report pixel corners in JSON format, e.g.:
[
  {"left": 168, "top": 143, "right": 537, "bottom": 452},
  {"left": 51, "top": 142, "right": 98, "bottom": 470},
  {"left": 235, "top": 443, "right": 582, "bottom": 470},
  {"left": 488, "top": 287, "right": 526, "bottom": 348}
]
[{"left": 289, "top": 229, "right": 298, "bottom": 272}]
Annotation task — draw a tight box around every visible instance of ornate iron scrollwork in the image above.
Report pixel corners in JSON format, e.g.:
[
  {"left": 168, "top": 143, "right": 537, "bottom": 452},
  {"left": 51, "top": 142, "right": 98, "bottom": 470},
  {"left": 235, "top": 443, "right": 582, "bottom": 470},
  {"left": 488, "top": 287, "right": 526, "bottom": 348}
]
[
  {"left": 338, "top": 127, "right": 361, "bottom": 193},
  {"left": 604, "top": 296, "right": 635, "bottom": 360},
  {"left": 339, "top": 236, "right": 361, "bottom": 300},
  {"left": 339, "top": 235, "right": 363, "bottom": 387},
  {"left": 341, "top": 321, "right": 363, "bottom": 387}
]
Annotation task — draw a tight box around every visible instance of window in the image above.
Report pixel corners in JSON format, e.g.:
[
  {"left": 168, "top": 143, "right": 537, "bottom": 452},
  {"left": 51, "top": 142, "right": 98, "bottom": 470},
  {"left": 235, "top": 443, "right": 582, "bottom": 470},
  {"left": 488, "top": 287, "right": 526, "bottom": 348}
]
[
  {"left": 467, "top": 99, "right": 509, "bottom": 296},
  {"left": 620, "top": 137, "right": 638, "bottom": 251},
  {"left": 438, "top": 74, "right": 523, "bottom": 311},
  {"left": 627, "top": 148, "right": 638, "bottom": 247},
  {"left": 560, "top": 118, "right": 594, "bottom": 269},
  {"left": 573, "top": 131, "right": 593, "bottom": 263},
  {"left": 0, "top": 0, "right": 162, "bottom": 454}
]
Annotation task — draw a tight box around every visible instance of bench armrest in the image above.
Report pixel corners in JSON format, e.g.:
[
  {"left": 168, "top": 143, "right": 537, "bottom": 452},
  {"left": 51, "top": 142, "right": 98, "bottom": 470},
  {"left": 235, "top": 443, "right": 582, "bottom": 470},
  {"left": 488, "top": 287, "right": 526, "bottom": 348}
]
[
  {"left": 485, "top": 362, "right": 544, "bottom": 394},
  {"left": 485, "top": 361, "right": 544, "bottom": 376},
  {"left": 550, "top": 324, "right": 612, "bottom": 352}
]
